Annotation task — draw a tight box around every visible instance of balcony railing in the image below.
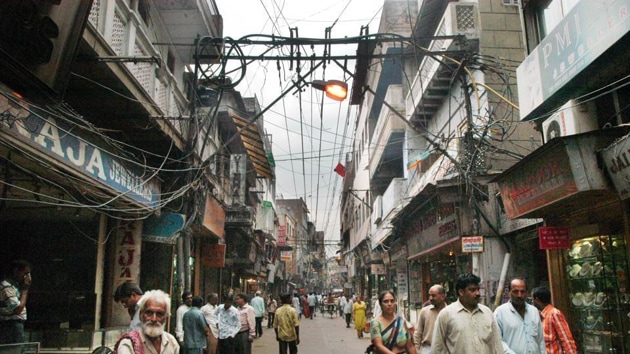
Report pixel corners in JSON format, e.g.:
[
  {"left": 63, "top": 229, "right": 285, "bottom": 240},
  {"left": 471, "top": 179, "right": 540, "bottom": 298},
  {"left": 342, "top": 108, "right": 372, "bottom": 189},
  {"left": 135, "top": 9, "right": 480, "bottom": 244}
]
[{"left": 88, "top": 0, "right": 190, "bottom": 138}]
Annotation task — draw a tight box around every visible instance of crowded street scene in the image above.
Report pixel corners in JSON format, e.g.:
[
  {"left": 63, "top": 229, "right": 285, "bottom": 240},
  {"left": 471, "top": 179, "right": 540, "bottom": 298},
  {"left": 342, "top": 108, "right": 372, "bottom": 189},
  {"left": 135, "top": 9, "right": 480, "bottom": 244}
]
[{"left": 2, "top": 0, "right": 630, "bottom": 353}]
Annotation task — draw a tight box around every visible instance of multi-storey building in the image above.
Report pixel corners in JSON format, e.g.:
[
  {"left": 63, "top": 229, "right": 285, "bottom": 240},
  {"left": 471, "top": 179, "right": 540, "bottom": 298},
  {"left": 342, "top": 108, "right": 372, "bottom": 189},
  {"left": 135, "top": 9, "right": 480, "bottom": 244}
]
[
  {"left": 0, "top": 0, "right": 276, "bottom": 350},
  {"left": 494, "top": 0, "right": 630, "bottom": 351},
  {"left": 341, "top": 0, "right": 543, "bottom": 322}
]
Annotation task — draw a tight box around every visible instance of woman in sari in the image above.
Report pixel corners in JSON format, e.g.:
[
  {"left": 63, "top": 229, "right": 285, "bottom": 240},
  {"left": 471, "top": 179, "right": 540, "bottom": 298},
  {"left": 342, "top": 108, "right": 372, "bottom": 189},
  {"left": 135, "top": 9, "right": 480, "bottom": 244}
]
[
  {"left": 352, "top": 295, "right": 367, "bottom": 338},
  {"left": 370, "top": 290, "right": 416, "bottom": 354}
]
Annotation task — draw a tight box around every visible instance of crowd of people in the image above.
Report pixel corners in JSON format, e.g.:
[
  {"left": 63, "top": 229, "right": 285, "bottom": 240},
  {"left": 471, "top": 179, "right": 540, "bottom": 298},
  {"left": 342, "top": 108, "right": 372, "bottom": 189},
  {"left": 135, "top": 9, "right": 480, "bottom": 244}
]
[{"left": 0, "top": 260, "right": 578, "bottom": 354}]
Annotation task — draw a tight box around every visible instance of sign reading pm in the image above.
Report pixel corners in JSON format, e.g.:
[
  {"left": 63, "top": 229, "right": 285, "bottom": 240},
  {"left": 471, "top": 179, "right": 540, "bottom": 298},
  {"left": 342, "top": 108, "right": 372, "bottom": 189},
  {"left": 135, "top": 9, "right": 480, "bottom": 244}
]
[{"left": 462, "top": 236, "right": 484, "bottom": 253}]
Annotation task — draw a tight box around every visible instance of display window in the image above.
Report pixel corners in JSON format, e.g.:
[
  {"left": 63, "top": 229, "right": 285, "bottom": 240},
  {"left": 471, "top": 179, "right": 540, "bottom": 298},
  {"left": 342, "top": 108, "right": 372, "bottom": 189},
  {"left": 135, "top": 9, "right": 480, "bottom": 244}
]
[{"left": 565, "top": 235, "right": 630, "bottom": 353}]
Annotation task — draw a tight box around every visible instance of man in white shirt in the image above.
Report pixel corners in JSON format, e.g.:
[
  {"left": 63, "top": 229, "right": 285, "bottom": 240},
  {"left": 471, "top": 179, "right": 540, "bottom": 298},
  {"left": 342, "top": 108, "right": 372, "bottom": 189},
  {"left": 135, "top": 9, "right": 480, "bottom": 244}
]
[
  {"left": 494, "top": 278, "right": 545, "bottom": 354},
  {"left": 235, "top": 293, "right": 256, "bottom": 354},
  {"left": 175, "top": 291, "right": 192, "bottom": 347},
  {"left": 200, "top": 293, "right": 219, "bottom": 354},
  {"left": 338, "top": 295, "right": 347, "bottom": 318},
  {"left": 250, "top": 291, "right": 265, "bottom": 338},
  {"left": 307, "top": 293, "right": 316, "bottom": 319}
]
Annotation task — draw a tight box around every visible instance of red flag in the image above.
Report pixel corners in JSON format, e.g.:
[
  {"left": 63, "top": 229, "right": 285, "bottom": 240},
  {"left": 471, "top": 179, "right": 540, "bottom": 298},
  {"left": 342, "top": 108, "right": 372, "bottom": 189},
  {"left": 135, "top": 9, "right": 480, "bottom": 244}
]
[{"left": 334, "top": 163, "right": 346, "bottom": 177}]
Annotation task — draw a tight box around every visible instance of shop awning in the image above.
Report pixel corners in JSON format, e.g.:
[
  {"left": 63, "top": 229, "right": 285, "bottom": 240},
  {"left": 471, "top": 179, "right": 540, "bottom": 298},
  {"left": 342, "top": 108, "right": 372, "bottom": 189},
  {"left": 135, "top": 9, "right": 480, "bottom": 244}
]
[
  {"left": 370, "top": 205, "right": 402, "bottom": 250},
  {"left": 232, "top": 115, "right": 275, "bottom": 180},
  {"left": 408, "top": 236, "right": 460, "bottom": 262}
]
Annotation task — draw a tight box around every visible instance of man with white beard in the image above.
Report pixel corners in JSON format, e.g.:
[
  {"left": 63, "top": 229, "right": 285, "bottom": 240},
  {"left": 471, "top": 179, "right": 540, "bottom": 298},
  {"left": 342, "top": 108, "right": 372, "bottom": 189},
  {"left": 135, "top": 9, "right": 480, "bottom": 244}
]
[{"left": 115, "top": 289, "right": 180, "bottom": 354}]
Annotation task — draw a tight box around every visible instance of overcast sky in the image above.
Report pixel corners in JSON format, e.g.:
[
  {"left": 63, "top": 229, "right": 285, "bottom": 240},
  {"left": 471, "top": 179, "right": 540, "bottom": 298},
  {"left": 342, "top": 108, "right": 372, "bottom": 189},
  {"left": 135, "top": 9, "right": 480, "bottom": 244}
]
[{"left": 216, "top": 0, "right": 384, "bottom": 249}]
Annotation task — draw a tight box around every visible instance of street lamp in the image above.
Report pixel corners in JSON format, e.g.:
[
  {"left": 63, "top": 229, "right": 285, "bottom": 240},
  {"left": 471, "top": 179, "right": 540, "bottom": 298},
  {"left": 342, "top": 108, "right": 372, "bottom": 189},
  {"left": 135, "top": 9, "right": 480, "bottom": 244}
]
[{"left": 311, "top": 79, "right": 348, "bottom": 102}]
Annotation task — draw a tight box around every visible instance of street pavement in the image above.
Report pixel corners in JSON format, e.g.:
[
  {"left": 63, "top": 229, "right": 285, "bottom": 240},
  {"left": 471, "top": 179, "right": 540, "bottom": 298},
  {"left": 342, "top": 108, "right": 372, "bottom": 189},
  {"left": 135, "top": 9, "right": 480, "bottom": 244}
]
[{"left": 252, "top": 309, "right": 371, "bottom": 354}]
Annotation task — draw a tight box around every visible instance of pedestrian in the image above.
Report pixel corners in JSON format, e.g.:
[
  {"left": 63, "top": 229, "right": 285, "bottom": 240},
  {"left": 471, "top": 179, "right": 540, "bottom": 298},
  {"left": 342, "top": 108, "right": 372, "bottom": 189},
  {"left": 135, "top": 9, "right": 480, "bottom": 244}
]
[
  {"left": 370, "top": 290, "right": 417, "bottom": 354},
  {"left": 307, "top": 293, "right": 316, "bottom": 319},
  {"left": 273, "top": 293, "right": 300, "bottom": 354},
  {"left": 339, "top": 294, "right": 347, "bottom": 318},
  {"left": 176, "top": 291, "right": 193, "bottom": 348},
  {"left": 200, "top": 293, "right": 219, "bottom": 354},
  {"left": 250, "top": 290, "right": 265, "bottom": 337},
  {"left": 432, "top": 273, "right": 502, "bottom": 354},
  {"left": 494, "top": 278, "right": 545, "bottom": 354},
  {"left": 183, "top": 296, "right": 209, "bottom": 354},
  {"left": 215, "top": 295, "right": 240, "bottom": 354},
  {"left": 266, "top": 295, "right": 277, "bottom": 329},
  {"left": 414, "top": 284, "right": 447, "bottom": 354},
  {"left": 531, "top": 286, "right": 577, "bottom": 354},
  {"left": 301, "top": 294, "right": 310, "bottom": 319},
  {"left": 0, "top": 259, "right": 31, "bottom": 344},
  {"left": 114, "top": 289, "right": 180, "bottom": 354},
  {"left": 235, "top": 293, "right": 256, "bottom": 354},
  {"left": 113, "top": 282, "right": 144, "bottom": 331},
  {"left": 352, "top": 295, "right": 367, "bottom": 339},
  {"left": 291, "top": 294, "right": 301, "bottom": 319},
  {"left": 343, "top": 295, "right": 353, "bottom": 328}
]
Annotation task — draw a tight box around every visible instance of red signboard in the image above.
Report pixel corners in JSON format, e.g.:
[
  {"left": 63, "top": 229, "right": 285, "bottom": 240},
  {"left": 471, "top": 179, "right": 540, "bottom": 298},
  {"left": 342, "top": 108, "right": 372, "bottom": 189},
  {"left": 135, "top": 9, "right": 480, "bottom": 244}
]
[
  {"left": 278, "top": 225, "right": 287, "bottom": 247},
  {"left": 538, "top": 227, "right": 571, "bottom": 250},
  {"left": 202, "top": 244, "right": 226, "bottom": 267}
]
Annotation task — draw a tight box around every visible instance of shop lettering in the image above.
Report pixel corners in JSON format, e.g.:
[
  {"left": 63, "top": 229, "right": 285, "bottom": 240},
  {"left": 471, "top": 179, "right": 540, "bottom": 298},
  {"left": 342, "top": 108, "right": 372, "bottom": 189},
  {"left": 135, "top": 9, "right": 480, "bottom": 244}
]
[
  {"left": 438, "top": 220, "right": 457, "bottom": 237},
  {"left": 504, "top": 158, "right": 568, "bottom": 202},
  {"left": 116, "top": 224, "right": 139, "bottom": 280},
  {"left": 0, "top": 103, "right": 157, "bottom": 203},
  {"left": 608, "top": 149, "right": 630, "bottom": 174},
  {"left": 542, "top": 13, "right": 581, "bottom": 69}
]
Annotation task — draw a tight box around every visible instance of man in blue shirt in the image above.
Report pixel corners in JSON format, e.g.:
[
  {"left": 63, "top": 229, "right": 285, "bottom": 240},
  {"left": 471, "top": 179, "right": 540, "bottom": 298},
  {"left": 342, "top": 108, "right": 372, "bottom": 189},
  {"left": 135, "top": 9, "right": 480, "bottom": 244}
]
[
  {"left": 494, "top": 278, "right": 545, "bottom": 354},
  {"left": 183, "top": 296, "right": 209, "bottom": 354},
  {"left": 250, "top": 291, "right": 265, "bottom": 338}
]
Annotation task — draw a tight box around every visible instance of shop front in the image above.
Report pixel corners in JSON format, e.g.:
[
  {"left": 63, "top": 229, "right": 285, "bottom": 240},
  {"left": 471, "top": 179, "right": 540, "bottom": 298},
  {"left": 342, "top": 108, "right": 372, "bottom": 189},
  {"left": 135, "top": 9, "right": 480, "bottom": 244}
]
[
  {"left": 405, "top": 199, "right": 470, "bottom": 321},
  {"left": 495, "top": 129, "right": 630, "bottom": 353}
]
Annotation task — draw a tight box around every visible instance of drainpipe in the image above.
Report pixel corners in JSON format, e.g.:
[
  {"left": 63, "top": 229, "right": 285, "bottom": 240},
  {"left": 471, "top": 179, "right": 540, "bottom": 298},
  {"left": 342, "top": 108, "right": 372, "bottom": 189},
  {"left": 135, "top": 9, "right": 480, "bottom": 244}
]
[{"left": 493, "top": 253, "right": 511, "bottom": 309}]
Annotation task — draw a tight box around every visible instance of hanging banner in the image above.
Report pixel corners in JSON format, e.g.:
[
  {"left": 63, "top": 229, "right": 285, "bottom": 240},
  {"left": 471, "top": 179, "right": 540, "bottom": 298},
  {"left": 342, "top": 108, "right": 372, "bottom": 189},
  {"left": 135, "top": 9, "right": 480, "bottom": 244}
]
[{"left": 278, "top": 225, "right": 287, "bottom": 247}]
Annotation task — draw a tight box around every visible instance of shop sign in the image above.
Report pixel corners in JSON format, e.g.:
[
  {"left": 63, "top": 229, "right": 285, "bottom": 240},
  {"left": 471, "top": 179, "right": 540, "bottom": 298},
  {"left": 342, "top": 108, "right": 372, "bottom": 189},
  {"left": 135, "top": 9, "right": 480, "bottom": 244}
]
[
  {"left": 462, "top": 236, "right": 484, "bottom": 253},
  {"left": 517, "top": 0, "right": 630, "bottom": 121},
  {"left": 0, "top": 93, "right": 161, "bottom": 207},
  {"left": 396, "top": 268, "right": 408, "bottom": 296},
  {"left": 201, "top": 195, "right": 225, "bottom": 239},
  {"left": 143, "top": 213, "right": 185, "bottom": 244},
  {"left": 280, "top": 251, "right": 293, "bottom": 261},
  {"left": 538, "top": 227, "right": 571, "bottom": 249},
  {"left": 496, "top": 143, "right": 576, "bottom": 219},
  {"left": 278, "top": 225, "right": 287, "bottom": 246},
  {"left": 371, "top": 264, "right": 386, "bottom": 275},
  {"left": 114, "top": 221, "right": 142, "bottom": 283},
  {"left": 602, "top": 134, "right": 630, "bottom": 200},
  {"left": 201, "top": 243, "right": 226, "bottom": 267}
]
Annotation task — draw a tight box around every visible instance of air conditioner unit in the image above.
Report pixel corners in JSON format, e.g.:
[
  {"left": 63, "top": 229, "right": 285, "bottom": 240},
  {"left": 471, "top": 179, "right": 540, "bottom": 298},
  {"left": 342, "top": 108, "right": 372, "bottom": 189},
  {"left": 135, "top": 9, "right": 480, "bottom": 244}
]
[{"left": 542, "top": 100, "right": 598, "bottom": 143}]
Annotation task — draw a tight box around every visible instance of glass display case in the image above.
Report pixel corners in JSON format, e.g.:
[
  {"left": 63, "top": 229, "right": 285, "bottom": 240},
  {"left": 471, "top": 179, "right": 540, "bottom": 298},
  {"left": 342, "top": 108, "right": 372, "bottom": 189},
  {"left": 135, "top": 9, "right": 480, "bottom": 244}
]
[{"left": 565, "top": 235, "right": 630, "bottom": 353}]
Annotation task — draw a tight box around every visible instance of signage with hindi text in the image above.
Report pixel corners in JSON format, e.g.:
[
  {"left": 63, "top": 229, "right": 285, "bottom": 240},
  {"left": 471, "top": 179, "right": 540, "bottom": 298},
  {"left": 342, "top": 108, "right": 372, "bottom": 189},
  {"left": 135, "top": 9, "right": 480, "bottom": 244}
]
[{"left": 462, "top": 236, "right": 484, "bottom": 253}]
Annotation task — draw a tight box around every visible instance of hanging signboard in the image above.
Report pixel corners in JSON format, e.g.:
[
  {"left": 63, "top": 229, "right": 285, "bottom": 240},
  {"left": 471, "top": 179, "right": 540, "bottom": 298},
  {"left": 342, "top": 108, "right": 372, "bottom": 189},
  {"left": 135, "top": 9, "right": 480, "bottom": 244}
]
[
  {"left": 462, "top": 236, "right": 484, "bottom": 253},
  {"left": 201, "top": 244, "right": 226, "bottom": 267},
  {"left": 538, "top": 227, "right": 571, "bottom": 250},
  {"left": 278, "top": 225, "right": 287, "bottom": 246},
  {"left": 280, "top": 251, "right": 293, "bottom": 261}
]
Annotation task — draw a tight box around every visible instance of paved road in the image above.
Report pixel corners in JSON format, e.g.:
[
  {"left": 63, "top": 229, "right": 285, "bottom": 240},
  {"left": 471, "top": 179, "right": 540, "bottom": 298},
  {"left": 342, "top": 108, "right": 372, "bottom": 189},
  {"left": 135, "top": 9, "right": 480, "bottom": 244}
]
[{"left": 252, "top": 309, "right": 370, "bottom": 354}]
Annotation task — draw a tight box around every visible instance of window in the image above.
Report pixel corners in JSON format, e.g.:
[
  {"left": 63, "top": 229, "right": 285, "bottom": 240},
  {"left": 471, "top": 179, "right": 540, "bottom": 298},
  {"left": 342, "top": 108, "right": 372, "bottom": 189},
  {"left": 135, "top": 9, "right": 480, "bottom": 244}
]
[{"left": 540, "top": 0, "right": 579, "bottom": 35}]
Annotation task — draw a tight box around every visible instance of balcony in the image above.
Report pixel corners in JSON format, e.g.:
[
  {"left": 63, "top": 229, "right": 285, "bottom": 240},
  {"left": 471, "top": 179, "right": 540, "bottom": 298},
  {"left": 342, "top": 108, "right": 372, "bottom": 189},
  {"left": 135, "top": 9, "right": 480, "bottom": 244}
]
[
  {"left": 406, "top": 2, "right": 480, "bottom": 124},
  {"left": 370, "top": 85, "right": 406, "bottom": 194},
  {"left": 65, "top": 0, "right": 221, "bottom": 161}
]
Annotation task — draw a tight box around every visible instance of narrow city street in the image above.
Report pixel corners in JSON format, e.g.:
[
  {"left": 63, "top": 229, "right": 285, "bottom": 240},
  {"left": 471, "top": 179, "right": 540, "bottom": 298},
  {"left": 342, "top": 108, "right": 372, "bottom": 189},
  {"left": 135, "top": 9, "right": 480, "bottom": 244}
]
[{"left": 253, "top": 311, "right": 370, "bottom": 354}]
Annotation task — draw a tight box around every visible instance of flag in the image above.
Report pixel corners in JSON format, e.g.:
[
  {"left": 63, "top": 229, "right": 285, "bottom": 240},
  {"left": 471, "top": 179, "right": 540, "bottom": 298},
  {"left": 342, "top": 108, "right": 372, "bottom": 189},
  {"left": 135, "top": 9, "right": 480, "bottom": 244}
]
[
  {"left": 407, "top": 150, "right": 430, "bottom": 170},
  {"left": 334, "top": 162, "right": 346, "bottom": 177}
]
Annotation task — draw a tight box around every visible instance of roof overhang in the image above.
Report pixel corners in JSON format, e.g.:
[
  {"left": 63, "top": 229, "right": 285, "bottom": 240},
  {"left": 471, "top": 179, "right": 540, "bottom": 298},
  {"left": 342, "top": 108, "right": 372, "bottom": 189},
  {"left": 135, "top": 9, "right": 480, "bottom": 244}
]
[{"left": 232, "top": 115, "right": 274, "bottom": 180}]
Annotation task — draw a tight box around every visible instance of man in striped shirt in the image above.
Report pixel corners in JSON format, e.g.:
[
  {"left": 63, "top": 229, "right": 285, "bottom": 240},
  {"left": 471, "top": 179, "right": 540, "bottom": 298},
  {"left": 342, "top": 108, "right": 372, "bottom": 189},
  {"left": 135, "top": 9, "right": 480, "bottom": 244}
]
[{"left": 532, "top": 286, "right": 577, "bottom": 354}]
